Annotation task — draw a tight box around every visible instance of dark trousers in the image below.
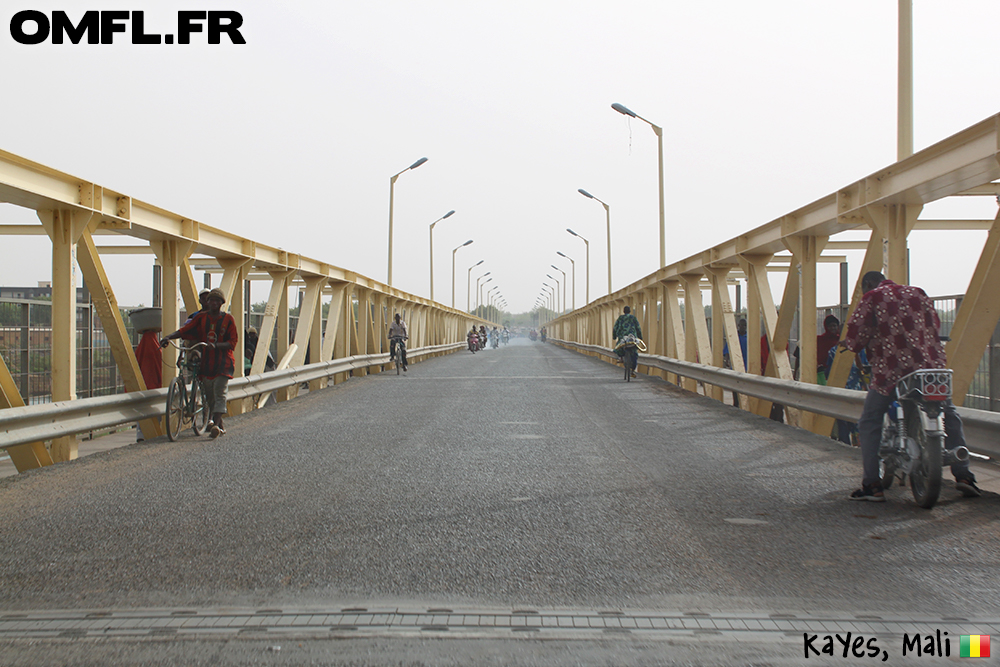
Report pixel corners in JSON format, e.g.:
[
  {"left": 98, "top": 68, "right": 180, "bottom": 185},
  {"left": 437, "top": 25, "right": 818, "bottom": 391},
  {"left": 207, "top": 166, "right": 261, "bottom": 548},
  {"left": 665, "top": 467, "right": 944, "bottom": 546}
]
[
  {"left": 389, "top": 339, "right": 407, "bottom": 366},
  {"left": 858, "top": 388, "right": 972, "bottom": 487}
]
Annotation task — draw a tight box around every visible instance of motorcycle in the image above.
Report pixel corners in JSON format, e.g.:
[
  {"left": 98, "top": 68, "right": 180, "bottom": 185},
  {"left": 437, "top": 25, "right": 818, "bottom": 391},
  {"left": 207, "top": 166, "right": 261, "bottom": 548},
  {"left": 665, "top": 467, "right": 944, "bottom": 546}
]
[
  {"left": 878, "top": 368, "right": 968, "bottom": 509},
  {"left": 468, "top": 332, "right": 479, "bottom": 353}
]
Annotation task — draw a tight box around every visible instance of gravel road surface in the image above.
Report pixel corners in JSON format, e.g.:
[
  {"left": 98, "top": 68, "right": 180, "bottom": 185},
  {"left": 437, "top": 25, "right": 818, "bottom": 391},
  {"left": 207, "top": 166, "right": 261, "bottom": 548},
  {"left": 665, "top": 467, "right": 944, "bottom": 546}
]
[{"left": 2, "top": 337, "right": 998, "bottom": 665}]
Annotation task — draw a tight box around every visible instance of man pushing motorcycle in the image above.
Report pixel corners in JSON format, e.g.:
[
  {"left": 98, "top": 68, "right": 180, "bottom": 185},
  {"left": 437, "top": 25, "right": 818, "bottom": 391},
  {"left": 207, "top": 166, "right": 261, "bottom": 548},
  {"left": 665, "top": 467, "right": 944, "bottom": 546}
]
[{"left": 840, "top": 271, "right": 980, "bottom": 502}]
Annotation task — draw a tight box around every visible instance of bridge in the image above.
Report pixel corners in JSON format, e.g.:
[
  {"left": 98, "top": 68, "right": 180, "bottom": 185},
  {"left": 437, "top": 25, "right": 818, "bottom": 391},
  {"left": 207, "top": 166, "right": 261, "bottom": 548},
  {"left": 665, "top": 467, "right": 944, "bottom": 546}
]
[
  {"left": 1, "top": 337, "right": 999, "bottom": 664},
  {"left": 1, "top": 109, "right": 1000, "bottom": 663}
]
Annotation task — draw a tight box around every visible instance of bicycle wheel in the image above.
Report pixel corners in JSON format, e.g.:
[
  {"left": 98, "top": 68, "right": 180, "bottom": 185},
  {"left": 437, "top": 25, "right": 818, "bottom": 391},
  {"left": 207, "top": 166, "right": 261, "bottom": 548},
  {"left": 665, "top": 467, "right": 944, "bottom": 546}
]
[
  {"left": 907, "top": 405, "right": 942, "bottom": 509},
  {"left": 166, "top": 377, "right": 186, "bottom": 442},
  {"left": 190, "top": 379, "right": 210, "bottom": 435},
  {"left": 396, "top": 354, "right": 401, "bottom": 375}
]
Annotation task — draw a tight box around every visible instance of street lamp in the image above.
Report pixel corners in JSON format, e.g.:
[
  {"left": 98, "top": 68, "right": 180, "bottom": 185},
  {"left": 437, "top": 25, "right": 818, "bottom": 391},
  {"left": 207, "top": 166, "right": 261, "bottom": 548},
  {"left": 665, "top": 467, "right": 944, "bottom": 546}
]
[
  {"left": 550, "top": 264, "right": 567, "bottom": 314},
  {"left": 451, "top": 239, "right": 473, "bottom": 308},
  {"left": 488, "top": 286, "right": 499, "bottom": 322},
  {"left": 556, "top": 251, "right": 575, "bottom": 310},
  {"left": 546, "top": 274, "right": 561, "bottom": 313},
  {"left": 387, "top": 156, "right": 428, "bottom": 285},
  {"left": 475, "top": 271, "right": 491, "bottom": 314},
  {"left": 428, "top": 209, "right": 455, "bottom": 301},
  {"left": 566, "top": 229, "right": 590, "bottom": 305},
  {"left": 578, "top": 189, "right": 612, "bottom": 295},
  {"left": 542, "top": 282, "right": 555, "bottom": 312},
  {"left": 479, "top": 277, "right": 493, "bottom": 312},
  {"left": 612, "top": 102, "right": 665, "bottom": 268},
  {"left": 466, "top": 259, "right": 483, "bottom": 312}
]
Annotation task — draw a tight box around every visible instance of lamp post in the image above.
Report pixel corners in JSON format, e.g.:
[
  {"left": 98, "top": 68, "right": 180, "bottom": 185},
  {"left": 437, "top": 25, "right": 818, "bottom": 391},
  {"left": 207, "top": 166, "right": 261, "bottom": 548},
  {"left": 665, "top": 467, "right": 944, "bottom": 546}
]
[
  {"left": 546, "top": 274, "right": 561, "bottom": 313},
  {"left": 451, "top": 239, "right": 473, "bottom": 308},
  {"left": 578, "top": 189, "right": 612, "bottom": 294},
  {"left": 556, "top": 251, "right": 575, "bottom": 310},
  {"left": 612, "top": 102, "right": 665, "bottom": 268},
  {"left": 566, "top": 229, "right": 590, "bottom": 305},
  {"left": 550, "top": 264, "right": 567, "bottom": 314},
  {"left": 488, "top": 286, "right": 499, "bottom": 322},
  {"left": 479, "top": 277, "right": 493, "bottom": 314},
  {"left": 466, "top": 259, "right": 483, "bottom": 313},
  {"left": 428, "top": 209, "right": 455, "bottom": 301},
  {"left": 475, "top": 271, "right": 491, "bottom": 315},
  {"left": 542, "top": 282, "right": 555, "bottom": 312},
  {"left": 387, "top": 156, "right": 428, "bottom": 285}
]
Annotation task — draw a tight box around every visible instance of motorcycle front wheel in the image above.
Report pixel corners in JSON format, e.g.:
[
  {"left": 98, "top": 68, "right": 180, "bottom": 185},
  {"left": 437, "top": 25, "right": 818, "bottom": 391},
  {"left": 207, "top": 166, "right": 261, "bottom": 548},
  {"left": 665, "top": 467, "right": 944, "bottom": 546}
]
[{"left": 906, "top": 405, "right": 942, "bottom": 509}]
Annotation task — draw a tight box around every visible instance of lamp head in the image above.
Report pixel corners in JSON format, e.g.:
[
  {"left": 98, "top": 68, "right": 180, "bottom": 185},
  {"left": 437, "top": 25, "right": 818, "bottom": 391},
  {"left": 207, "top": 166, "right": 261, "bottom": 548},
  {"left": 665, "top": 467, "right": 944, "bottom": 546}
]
[
  {"left": 443, "top": 210, "right": 455, "bottom": 219},
  {"left": 462, "top": 239, "right": 473, "bottom": 247},
  {"left": 556, "top": 251, "right": 567, "bottom": 258},
  {"left": 473, "top": 259, "right": 484, "bottom": 267},
  {"left": 409, "top": 157, "right": 428, "bottom": 170},
  {"left": 612, "top": 102, "right": 637, "bottom": 118},
  {"left": 578, "top": 189, "right": 594, "bottom": 199}
]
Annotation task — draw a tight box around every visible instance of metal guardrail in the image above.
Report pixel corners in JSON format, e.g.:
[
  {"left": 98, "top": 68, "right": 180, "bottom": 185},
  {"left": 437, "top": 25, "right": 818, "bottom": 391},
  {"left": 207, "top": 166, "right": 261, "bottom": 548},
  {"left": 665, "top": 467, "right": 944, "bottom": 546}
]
[
  {"left": 0, "top": 342, "right": 464, "bottom": 450},
  {"left": 552, "top": 339, "right": 1000, "bottom": 460}
]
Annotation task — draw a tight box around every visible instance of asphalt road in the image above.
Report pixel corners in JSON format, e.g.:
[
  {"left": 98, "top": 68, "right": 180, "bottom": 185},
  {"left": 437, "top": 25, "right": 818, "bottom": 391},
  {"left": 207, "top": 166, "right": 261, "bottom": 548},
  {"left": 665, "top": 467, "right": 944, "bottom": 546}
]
[{"left": 1, "top": 337, "right": 998, "bottom": 665}]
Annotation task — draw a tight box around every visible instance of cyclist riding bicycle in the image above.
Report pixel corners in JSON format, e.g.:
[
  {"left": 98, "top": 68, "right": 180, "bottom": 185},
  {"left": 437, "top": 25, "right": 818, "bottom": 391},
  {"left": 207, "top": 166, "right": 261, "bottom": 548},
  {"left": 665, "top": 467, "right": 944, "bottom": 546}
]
[
  {"left": 388, "top": 313, "right": 408, "bottom": 371},
  {"left": 613, "top": 306, "right": 643, "bottom": 378}
]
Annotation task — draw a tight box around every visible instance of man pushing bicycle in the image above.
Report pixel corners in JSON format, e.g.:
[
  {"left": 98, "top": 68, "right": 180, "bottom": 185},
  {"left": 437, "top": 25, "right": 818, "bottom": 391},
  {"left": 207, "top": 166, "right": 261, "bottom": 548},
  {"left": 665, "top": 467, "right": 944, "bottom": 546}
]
[{"left": 161, "top": 287, "right": 239, "bottom": 438}]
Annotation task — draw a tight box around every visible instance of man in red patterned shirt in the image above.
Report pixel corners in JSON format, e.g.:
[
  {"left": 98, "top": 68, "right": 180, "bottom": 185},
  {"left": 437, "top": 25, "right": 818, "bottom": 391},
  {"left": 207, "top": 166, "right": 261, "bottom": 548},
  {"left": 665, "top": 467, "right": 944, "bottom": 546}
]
[{"left": 840, "top": 271, "right": 980, "bottom": 501}]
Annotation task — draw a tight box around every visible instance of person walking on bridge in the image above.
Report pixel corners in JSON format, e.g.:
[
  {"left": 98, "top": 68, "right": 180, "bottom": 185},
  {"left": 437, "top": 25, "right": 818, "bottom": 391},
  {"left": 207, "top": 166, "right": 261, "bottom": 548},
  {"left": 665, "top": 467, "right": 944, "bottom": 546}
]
[
  {"left": 840, "top": 271, "right": 980, "bottom": 501},
  {"left": 613, "top": 306, "right": 643, "bottom": 378},
  {"left": 160, "top": 287, "right": 239, "bottom": 439}
]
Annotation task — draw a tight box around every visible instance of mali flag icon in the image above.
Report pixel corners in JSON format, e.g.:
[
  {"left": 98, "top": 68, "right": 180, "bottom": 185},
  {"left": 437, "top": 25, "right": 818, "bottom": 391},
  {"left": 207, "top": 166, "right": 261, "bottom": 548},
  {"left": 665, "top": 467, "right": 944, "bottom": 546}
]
[{"left": 960, "top": 635, "right": 990, "bottom": 658}]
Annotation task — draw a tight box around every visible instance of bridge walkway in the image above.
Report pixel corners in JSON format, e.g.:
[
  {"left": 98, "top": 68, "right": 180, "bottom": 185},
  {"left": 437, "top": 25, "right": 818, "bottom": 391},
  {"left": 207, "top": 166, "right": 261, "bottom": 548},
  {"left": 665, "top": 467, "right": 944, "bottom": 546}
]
[{"left": 1, "top": 339, "right": 998, "bottom": 664}]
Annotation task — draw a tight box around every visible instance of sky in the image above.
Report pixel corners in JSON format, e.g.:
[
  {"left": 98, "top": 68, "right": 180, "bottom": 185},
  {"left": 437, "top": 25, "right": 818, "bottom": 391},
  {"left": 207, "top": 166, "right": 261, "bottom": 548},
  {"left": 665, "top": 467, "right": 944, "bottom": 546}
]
[{"left": 1, "top": 0, "right": 999, "bottom": 315}]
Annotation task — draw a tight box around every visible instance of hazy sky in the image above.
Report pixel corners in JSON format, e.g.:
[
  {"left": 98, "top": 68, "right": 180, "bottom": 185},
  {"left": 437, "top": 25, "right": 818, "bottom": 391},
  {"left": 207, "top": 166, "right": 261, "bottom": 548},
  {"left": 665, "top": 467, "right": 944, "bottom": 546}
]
[{"left": 2, "top": 0, "right": 999, "bottom": 314}]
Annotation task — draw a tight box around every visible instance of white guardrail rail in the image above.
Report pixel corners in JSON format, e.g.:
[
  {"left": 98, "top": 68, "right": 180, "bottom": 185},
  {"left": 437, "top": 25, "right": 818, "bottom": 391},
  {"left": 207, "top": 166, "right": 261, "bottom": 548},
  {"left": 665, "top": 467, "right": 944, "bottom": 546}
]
[
  {"left": 553, "top": 339, "right": 1000, "bottom": 461},
  {"left": 0, "top": 343, "right": 464, "bottom": 450}
]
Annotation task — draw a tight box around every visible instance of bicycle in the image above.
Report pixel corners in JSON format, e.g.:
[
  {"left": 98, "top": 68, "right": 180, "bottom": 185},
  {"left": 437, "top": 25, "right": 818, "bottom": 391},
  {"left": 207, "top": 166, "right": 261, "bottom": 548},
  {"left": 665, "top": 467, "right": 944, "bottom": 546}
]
[
  {"left": 614, "top": 335, "right": 646, "bottom": 382},
  {"left": 163, "top": 341, "right": 210, "bottom": 441},
  {"left": 389, "top": 336, "right": 407, "bottom": 374}
]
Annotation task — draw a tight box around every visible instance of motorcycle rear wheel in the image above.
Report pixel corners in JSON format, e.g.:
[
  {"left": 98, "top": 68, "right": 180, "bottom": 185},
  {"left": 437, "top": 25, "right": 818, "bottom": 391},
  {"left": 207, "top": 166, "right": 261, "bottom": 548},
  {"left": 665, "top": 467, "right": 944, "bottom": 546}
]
[{"left": 906, "top": 405, "right": 942, "bottom": 509}]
